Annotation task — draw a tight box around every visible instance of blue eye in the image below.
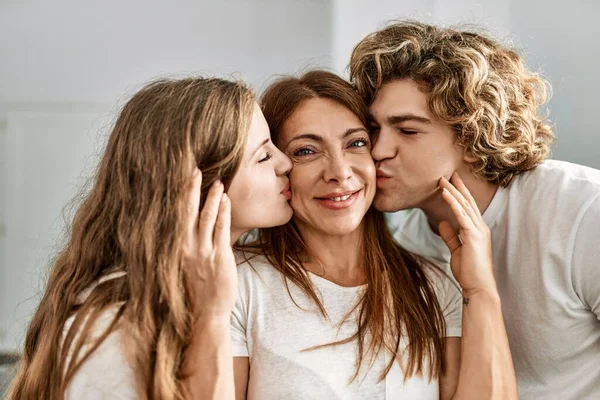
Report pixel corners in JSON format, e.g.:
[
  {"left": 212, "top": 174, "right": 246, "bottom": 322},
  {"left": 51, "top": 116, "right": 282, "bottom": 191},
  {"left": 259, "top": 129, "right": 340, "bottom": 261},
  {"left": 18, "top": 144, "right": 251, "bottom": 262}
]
[
  {"left": 350, "top": 139, "right": 369, "bottom": 148},
  {"left": 294, "top": 148, "right": 314, "bottom": 157}
]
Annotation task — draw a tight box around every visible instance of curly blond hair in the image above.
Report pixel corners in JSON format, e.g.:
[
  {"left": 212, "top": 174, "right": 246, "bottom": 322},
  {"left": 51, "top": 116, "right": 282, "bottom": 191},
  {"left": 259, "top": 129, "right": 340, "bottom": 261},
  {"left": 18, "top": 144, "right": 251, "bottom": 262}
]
[{"left": 349, "top": 20, "right": 555, "bottom": 186}]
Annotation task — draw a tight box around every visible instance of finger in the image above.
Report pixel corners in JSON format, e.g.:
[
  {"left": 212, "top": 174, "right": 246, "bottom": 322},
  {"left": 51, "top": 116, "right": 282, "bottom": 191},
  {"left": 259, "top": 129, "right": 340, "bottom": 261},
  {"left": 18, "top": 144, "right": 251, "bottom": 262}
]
[
  {"left": 450, "top": 172, "right": 484, "bottom": 224},
  {"left": 186, "top": 168, "right": 203, "bottom": 241},
  {"left": 441, "top": 187, "right": 477, "bottom": 234},
  {"left": 214, "top": 193, "right": 231, "bottom": 248},
  {"left": 439, "top": 176, "right": 480, "bottom": 227},
  {"left": 198, "top": 180, "right": 224, "bottom": 249},
  {"left": 438, "top": 220, "right": 462, "bottom": 253}
]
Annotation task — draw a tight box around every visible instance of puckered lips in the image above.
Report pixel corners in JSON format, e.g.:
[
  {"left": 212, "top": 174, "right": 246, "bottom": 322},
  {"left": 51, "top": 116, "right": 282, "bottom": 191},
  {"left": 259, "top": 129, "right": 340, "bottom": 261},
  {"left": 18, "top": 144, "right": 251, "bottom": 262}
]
[
  {"left": 280, "top": 181, "right": 292, "bottom": 200},
  {"left": 376, "top": 169, "right": 391, "bottom": 187}
]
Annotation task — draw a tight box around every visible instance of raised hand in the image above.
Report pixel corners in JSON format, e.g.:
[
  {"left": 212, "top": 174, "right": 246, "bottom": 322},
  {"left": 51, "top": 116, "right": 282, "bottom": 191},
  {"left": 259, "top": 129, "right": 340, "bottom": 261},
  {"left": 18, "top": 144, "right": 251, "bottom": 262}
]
[
  {"left": 183, "top": 168, "right": 238, "bottom": 320},
  {"left": 438, "top": 172, "right": 497, "bottom": 296}
]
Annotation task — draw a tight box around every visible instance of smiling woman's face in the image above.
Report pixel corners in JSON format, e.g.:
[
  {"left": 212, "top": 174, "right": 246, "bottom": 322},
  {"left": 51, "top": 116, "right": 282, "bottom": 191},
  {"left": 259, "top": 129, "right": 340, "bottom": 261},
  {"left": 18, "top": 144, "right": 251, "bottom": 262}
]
[{"left": 278, "top": 97, "right": 376, "bottom": 237}]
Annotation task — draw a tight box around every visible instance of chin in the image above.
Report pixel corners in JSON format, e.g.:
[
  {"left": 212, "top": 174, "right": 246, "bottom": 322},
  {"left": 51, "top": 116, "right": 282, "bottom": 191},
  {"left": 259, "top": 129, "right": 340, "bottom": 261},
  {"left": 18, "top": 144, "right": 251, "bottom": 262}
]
[{"left": 373, "top": 193, "right": 401, "bottom": 212}]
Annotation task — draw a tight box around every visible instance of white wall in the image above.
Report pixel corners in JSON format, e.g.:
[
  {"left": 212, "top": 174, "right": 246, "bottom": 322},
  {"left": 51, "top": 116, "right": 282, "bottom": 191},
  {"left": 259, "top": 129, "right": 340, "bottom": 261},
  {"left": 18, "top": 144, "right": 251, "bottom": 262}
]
[
  {"left": 508, "top": 1, "right": 600, "bottom": 169},
  {"left": 332, "top": 0, "right": 512, "bottom": 75},
  {"left": 0, "top": 0, "right": 333, "bottom": 351}
]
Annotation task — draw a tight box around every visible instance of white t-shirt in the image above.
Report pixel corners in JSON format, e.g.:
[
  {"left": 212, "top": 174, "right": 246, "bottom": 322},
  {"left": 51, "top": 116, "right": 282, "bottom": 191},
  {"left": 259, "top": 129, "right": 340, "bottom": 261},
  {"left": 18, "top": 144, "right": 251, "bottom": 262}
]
[
  {"left": 63, "top": 272, "right": 137, "bottom": 399},
  {"left": 231, "top": 255, "right": 462, "bottom": 400},
  {"left": 388, "top": 160, "right": 600, "bottom": 400}
]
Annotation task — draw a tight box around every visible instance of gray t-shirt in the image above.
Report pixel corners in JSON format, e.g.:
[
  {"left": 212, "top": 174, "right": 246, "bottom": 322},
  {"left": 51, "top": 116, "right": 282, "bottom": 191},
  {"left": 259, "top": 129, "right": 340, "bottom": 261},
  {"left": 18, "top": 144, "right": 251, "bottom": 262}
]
[
  {"left": 388, "top": 160, "right": 600, "bottom": 400},
  {"left": 231, "top": 255, "right": 462, "bottom": 399}
]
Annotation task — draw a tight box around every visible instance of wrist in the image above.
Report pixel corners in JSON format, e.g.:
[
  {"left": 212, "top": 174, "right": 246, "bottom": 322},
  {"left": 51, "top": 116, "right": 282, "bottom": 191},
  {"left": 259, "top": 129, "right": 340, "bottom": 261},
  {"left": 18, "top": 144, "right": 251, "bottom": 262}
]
[
  {"left": 193, "top": 309, "right": 232, "bottom": 324},
  {"left": 462, "top": 287, "right": 501, "bottom": 305}
]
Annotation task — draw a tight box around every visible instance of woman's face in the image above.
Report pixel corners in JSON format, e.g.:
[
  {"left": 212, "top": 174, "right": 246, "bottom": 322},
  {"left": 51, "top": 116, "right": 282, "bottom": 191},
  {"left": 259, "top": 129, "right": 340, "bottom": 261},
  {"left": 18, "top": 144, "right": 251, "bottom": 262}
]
[
  {"left": 228, "top": 103, "right": 293, "bottom": 237},
  {"left": 278, "top": 98, "right": 376, "bottom": 237}
]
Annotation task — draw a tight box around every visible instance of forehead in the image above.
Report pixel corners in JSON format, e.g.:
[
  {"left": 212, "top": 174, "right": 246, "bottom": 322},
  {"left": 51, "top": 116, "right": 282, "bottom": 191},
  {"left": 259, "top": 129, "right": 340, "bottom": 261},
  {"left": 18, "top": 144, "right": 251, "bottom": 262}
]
[
  {"left": 247, "top": 102, "right": 268, "bottom": 139},
  {"left": 369, "top": 79, "right": 432, "bottom": 120},
  {"left": 281, "top": 97, "right": 363, "bottom": 142}
]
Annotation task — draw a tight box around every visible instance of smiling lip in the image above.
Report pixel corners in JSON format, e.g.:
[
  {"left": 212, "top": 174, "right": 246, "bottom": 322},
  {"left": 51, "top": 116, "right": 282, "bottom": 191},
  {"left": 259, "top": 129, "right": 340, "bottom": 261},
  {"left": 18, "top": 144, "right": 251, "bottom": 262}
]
[
  {"left": 281, "top": 181, "right": 291, "bottom": 200},
  {"left": 315, "top": 189, "right": 362, "bottom": 210}
]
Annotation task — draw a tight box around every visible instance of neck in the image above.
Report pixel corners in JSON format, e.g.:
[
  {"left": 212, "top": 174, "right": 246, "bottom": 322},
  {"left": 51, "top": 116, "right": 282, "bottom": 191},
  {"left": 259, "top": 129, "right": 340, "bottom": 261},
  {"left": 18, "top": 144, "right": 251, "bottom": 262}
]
[
  {"left": 294, "top": 219, "right": 365, "bottom": 287},
  {"left": 231, "top": 229, "right": 245, "bottom": 246},
  {"left": 421, "top": 170, "right": 499, "bottom": 235}
]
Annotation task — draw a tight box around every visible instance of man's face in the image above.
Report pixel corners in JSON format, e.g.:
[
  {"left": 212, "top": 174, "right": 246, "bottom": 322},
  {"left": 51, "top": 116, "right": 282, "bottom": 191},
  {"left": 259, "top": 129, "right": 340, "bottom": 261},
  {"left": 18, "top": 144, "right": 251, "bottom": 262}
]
[{"left": 369, "top": 79, "right": 468, "bottom": 212}]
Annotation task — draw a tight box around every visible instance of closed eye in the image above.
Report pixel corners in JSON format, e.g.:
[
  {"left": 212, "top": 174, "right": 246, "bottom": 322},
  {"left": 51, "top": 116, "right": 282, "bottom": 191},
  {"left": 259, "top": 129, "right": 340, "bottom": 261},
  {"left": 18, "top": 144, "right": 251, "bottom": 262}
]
[
  {"left": 398, "top": 128, "right": 418, "bottom": 135},
  {"left": 258, "top": 152, "right": 272, "bottom": 163}
]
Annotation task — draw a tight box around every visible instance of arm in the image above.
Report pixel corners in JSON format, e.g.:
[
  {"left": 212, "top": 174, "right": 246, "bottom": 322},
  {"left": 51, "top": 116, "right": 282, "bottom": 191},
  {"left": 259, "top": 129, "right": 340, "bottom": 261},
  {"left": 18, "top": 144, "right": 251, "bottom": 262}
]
[
  {"left": 180, "top": 316, "right": 235, "bottom": 400},
  {"left": 179, "top": 170, "right": 238, "bottom": 399},
  {"left": 451, "top": 289, "right": 515, "bottom": 399},
  {"left": 438, "top": 173, "right": 517, "bottom": 400},
  {"left": 233, "top": 357, "right": 250, "bottom": 400},
  {"left": 439, "top": 338, "right": 460, "bottom": 400}
]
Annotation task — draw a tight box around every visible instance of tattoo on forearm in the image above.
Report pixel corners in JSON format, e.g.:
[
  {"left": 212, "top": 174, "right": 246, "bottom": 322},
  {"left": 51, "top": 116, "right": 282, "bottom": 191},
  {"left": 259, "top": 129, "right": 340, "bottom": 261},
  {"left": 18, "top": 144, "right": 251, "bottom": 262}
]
[{"left": 463, "top": 297, "right": 470, "bottom": 306}]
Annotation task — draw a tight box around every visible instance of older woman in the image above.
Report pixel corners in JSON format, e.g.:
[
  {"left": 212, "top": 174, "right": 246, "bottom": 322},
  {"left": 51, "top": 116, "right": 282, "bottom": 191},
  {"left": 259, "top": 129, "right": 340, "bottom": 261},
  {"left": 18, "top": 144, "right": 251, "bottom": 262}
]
[{"left": 232, "top": 71, "right": 516, "bottom": 399}]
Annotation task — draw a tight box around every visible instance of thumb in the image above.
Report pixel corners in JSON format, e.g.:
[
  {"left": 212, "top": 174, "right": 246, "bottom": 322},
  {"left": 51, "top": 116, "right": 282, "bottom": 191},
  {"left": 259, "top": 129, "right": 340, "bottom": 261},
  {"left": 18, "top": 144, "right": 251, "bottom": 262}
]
[{"left": 439, "top": 220, "right": 461, "bottom": 253}]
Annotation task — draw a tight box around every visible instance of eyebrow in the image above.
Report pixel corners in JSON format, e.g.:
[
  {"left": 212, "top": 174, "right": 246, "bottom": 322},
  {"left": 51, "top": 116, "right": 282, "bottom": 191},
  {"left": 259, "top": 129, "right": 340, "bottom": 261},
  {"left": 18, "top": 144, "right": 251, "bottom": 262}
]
[
  {"left": 369, "top": 113, "right": 432, "bottom": 125},
  {"left": 286, "top": 127, "right": 369, "bottom": 146},
  {"left": 251, "top": 138, "right": 270, "bottom": 156}
]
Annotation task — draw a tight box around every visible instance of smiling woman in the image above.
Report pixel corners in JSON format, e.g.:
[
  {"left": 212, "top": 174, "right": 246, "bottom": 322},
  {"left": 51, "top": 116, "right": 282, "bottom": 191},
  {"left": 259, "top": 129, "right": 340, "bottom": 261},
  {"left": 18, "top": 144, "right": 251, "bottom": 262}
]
[{"left": 231, "top": 71, "right": 462, "bottom": 399}]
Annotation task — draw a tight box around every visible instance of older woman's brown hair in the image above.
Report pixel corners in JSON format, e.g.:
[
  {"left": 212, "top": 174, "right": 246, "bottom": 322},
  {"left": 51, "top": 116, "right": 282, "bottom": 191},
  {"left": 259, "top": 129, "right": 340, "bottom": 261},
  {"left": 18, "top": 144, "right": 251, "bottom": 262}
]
[{"left": 255, "top": 70, "right": 448, "bottom": 381}]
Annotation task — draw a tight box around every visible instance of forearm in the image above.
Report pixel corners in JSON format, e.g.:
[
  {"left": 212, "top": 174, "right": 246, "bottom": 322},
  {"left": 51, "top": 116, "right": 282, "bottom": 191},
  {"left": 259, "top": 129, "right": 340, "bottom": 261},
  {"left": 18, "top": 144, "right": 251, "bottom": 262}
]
[
  {"left": 181, "top": 316, "right": 235, "bottom": 400},
  {"left": 452, "top": 290, "right": 517, "bottom": 400}
]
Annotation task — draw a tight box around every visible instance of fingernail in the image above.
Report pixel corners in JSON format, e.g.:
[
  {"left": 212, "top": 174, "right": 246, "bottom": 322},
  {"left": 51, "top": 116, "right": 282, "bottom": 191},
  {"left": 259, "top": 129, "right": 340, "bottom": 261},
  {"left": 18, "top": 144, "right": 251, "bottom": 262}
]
[
  {"left": 221, "top": 193, "right": 228, "bottom": 203},
  {"left": 213, "top": 180, "right": 221, "bottom": 187}
]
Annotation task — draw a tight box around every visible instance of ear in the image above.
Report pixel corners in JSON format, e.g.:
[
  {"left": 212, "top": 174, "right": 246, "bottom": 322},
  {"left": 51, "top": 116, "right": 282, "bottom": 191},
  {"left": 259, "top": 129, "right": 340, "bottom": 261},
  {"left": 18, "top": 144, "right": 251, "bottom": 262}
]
[{"left": 463, "top": 149, "right": 478, "bottom": 163}]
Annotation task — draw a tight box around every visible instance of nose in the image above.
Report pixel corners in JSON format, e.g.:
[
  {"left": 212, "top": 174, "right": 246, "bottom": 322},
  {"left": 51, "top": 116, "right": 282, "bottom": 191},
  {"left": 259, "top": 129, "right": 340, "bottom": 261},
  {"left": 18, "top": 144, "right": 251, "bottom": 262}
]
[
  {"left": 323, "top": 153, "right": 353, "bottom": 183},
  {"left": 274, "top": 147, "right": 292, "bottom": 176},
  {"left": 371, "top": 127, "right": 397, "bottom": 162}
]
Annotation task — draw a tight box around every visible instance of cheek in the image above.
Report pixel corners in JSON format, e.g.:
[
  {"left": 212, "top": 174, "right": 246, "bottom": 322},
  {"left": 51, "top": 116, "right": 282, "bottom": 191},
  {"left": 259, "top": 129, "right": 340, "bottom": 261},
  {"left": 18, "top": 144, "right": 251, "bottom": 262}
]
[{"left": 289, "top": 164, "right": 316, "bottom": 197}]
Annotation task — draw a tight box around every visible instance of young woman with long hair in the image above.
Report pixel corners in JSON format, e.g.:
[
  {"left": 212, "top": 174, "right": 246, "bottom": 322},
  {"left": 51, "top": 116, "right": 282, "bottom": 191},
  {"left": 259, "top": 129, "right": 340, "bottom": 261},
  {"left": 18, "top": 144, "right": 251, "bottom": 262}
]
[{"left": 7, "top": 76, "right": 293, "bottom": 400}]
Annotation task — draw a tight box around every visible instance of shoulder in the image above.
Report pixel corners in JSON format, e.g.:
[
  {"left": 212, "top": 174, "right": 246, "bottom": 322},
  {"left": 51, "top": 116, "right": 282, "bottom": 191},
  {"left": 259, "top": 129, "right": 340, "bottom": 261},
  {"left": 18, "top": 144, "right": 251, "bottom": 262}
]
[
  {"left": 421, "top": 261, "right": 460, "bottom": 298},
  {"left": 64, "top": 308, "right": 137, "bottom": 398},
  {"left": 509, "top": 161, "right": 600, "bottom": 221},
  {"left": 514, "top": 160, "right": 600, "bottom": 199},
  {"left": 234, "top": 252, "right": 284, "bottom": 296}
]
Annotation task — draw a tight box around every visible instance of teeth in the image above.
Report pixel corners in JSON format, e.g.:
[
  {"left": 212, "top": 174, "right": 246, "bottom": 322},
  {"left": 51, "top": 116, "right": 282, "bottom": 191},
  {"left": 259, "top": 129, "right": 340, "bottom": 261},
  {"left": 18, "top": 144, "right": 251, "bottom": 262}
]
[{"left": 331, "top": 194, "right": 350, "bottom": 201}]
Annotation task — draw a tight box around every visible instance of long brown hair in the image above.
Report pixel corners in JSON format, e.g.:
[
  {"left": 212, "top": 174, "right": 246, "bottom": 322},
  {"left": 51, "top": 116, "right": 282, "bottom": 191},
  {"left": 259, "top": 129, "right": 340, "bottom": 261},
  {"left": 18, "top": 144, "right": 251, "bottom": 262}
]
[
  {"left": 7, "top": 77, "right": 255, "bottom": 399},
  {"left": 256, "top": 70, "right": 447, "bottom": 381},
  {"left": 350, "top": 20, "right": 555, "bottom": 186}
]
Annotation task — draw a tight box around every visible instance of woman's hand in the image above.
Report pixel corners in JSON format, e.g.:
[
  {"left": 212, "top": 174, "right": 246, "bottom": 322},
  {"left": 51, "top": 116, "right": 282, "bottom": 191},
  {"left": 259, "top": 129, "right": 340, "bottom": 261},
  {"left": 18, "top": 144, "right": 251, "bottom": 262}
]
[
  {"left": 183, "top": 168, "right": 237, "bottom": 320},
  {"left": 438, "top": 172, "right": 497, "bottom": 296}
]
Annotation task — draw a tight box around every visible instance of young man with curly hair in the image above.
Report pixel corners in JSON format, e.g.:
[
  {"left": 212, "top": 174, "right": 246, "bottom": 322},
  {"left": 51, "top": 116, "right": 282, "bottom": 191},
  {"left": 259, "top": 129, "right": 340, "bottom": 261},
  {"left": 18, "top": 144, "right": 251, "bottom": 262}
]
[{"left": 350, "top": 20, "right": 600, "bottom": 399}]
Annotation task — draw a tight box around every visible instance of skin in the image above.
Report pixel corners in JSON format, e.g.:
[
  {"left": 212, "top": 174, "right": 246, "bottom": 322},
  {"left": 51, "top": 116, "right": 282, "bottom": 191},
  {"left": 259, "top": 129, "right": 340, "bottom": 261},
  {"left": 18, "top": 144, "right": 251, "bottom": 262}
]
[
  {"left": 228, "top": 103, "right": 294, "bottom": 240},
  {"left": 369, "top": 79, "right": 498, "bottom": 233}
]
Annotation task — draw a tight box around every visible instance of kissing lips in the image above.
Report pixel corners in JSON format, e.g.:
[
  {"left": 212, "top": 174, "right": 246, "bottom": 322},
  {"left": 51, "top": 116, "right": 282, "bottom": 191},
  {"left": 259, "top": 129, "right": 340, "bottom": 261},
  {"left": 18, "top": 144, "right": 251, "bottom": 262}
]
[
  {"left": 281, "top": 182, "right": 292, "bottom": 200},
  {"left": 376, "top": 170, "right": 391, "bottom": 187}
]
